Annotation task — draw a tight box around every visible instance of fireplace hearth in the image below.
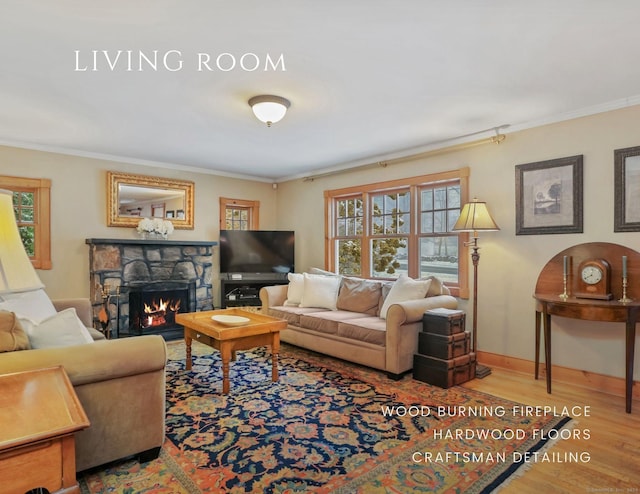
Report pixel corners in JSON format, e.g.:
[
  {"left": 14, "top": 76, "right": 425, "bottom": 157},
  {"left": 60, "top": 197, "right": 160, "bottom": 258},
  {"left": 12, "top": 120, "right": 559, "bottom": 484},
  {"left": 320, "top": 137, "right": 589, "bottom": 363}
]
[
  {"left": 127, "top": 281, "right": 196, "bottom": 340},
  {"left": 86, "top": 238, "right": 216, "bottom": 340}
]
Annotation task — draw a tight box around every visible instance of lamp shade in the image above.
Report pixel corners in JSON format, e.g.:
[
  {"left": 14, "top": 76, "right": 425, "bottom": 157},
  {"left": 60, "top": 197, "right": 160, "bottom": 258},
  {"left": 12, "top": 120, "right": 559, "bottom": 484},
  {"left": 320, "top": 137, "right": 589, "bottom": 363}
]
[
  {"left": 452, "top": 198, "right": 500, "bottom": 233},
  {"left": 248, "top": 95, "right": 290, "bottom": 126},
  {"left": 0, "top": 189, "right": 44, "bottom": 294}
]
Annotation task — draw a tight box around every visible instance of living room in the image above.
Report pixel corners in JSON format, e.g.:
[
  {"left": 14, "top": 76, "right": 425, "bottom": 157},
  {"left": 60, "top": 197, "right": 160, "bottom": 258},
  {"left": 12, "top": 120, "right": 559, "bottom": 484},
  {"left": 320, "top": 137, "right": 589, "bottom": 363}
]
[{"left": 2, "top": 2, "right": 640, "bottom": 493}]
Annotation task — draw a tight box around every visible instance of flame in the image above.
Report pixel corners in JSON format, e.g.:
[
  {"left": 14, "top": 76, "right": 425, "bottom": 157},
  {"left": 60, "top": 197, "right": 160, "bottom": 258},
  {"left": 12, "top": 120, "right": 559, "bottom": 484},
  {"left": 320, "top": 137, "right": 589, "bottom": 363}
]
[{"left": 142, "top": 297, "right": 182, "bottom": 328}]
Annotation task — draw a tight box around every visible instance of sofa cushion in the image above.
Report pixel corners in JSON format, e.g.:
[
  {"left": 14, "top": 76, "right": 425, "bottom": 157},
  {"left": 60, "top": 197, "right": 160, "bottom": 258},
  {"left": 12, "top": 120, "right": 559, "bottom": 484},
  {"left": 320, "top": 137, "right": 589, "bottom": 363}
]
[
  {"left": 299, "top": 310, "right": 365, "bottom": 335},
  {"left": 22, "top": 308, "right": 95, "bottom": 349},
  {"left": 337, "top": 316, "right": 387, "bottom": 346},
  {"left": 0, "top": 310, "right": 30, "bottom": 352},
  {"left": 421, "top": 275, "right": 450, "bottom": 296},
  {"left": 0, "top": 289, "right": 57, "bottom": 323},
  {"left": 284, "top": 272, "right": 304, "bottom": 306},
  {"left": 269, "top": 306, "right": 330, "bottom": 326},
  {"left": 300, "top": 273, "right": 341, "bottom": 310},
  {"left": 336, "top": 277, "right": 382, "bottom": 316},
  {"left": 379, "top": 275, "right": 432, "bottom": 319}
]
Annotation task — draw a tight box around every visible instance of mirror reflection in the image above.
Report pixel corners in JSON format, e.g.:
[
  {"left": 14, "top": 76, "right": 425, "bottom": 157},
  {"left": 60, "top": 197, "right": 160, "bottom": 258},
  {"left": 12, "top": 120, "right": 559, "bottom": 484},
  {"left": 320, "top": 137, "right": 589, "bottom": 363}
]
[{"left": 107, "top": 172, "right": 194, "bottom": 229}]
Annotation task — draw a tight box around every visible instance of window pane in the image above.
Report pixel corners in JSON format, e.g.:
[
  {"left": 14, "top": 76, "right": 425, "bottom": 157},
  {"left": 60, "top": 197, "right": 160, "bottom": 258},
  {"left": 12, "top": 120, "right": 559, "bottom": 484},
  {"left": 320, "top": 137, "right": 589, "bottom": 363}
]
[
  {"left": 397, "top": 191, "right": 410, "bottom": 213},
  {"left": 421, "top": 212, "right": 433, "bottom": 233},
  {"left": 419, "top": 236, "right": 458, "bottom": 284},
  {"left": 337, "top": 218, "right": 346, "bottom": 236},
  {"left": 398, "top": 213, "right": 410, "bottom": 233},
  {"left": 447, "top": 186, "right": 460, "bottom": 208},
  {"left": 434, "top": 188, "right": 446, "bottom": 209},
  {"left": 19, "top": 226, "right": 35, "bottom": 257},
  {"left": 337, "top": 239, "right": 361, "bottom": 276},
  {"left": 421, "top": 189, "right": 433, "bottom": 210},
  {"left": 20, "top": 208, "right": 34, "bottom": 222},
  {"left": 371, "top": 237, "right": 408, "bottom": 278},
  {"left": 447, "top": 210, "right": 459, "bottom": 231},
  {"left": 433, "top": 210, "right": 446, "bottom": 233}
]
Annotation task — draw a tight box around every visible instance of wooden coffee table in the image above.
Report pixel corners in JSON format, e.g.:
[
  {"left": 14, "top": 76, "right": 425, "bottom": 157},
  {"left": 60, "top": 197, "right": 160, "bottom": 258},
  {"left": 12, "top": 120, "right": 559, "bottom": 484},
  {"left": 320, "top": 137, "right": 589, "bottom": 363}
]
[{"left": 176, "top": 308, "right": 287, "bottom": 394}]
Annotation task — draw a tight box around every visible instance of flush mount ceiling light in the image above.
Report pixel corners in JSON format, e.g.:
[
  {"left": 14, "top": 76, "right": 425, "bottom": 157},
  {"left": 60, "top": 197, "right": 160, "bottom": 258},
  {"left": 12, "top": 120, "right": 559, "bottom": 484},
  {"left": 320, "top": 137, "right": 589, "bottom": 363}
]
[{"left": 248, "top": 95, "right": 291, "bottom": 127}]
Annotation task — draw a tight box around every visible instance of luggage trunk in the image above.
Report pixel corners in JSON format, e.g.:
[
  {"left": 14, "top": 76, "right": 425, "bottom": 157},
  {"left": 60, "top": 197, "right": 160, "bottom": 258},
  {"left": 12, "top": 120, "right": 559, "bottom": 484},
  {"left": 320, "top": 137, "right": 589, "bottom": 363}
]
[
  {"left": 413, "top": 352, "right": 477, "bottom": 388},
  {"left": 418, "top": 331, "right": 471, "bottom": 359},
  {"left": 422, "top": 308, "right": 466, "bottom": 335}
]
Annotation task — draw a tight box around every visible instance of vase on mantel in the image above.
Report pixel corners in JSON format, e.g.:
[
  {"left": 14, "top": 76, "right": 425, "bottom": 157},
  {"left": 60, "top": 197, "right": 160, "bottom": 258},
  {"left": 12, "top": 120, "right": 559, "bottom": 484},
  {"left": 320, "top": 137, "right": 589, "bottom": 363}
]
[{"left": 139, "top": 231, "right": 168, "bottom": 240}]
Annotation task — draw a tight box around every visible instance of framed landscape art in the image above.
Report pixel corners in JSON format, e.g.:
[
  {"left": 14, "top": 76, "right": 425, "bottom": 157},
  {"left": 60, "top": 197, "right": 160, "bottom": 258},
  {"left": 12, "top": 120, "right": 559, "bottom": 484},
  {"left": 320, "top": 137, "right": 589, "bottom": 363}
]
[
  {"left": 614, "top": 145, "right": 640, "bottom": 232},
  {"left": 515, "top": 155, "right": 583, "bottom": 235}
]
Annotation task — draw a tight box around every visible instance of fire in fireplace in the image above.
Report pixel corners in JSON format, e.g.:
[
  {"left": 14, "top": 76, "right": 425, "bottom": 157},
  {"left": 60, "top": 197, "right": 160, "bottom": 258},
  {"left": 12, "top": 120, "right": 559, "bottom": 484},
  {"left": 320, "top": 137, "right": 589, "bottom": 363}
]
[
  {"left": 142, "top": 297, "right": 182, "bottom": 328},
  {"left": 128, "top": 281, "right": 196, "bottom": 340}
]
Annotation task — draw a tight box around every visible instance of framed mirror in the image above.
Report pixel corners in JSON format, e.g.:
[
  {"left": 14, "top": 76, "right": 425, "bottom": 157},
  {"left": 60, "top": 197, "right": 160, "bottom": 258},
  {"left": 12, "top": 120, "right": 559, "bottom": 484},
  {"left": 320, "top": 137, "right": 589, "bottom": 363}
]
[{"left": 107, "top": 171, "right": 195, "bottom": 229}]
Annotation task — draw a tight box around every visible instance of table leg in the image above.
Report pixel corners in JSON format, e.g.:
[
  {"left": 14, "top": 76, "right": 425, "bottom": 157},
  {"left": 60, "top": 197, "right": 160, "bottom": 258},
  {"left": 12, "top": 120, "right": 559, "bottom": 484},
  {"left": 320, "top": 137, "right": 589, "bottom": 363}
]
[
  {"left": 185, "top": 333, "right": 192, "bottom": 371},
  {"left": 625, "top": 314, "right": 637, "bottom": 413},
  {"left": 543, "top": 311, "right": 552, "bottom": 394},
  {"left": 221, "top": 342, "right": 231, "bottom": 394},
  {"left": 535, "top": 310, "right": 541, "bottom": 380},
  {"left": 271, "top": 333, "right": 280, "bottom": 383}
]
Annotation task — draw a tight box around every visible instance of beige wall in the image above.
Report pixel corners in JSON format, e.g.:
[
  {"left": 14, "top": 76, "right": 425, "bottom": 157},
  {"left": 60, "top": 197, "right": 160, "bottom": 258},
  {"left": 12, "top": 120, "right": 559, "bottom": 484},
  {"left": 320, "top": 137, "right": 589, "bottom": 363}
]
[
  {"left": 276, "top": 104, "right": 640, "bottom": 380},
  {"left": 0, "top": 146, "right": 278, "bottom": 306}
]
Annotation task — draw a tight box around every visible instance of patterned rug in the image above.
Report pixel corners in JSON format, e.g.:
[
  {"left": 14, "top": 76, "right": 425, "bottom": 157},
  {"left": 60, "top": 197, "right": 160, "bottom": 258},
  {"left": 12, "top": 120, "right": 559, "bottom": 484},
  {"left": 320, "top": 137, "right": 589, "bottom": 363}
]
[{"left": 80, "top": 342, "right": 571, "bottom": 493}]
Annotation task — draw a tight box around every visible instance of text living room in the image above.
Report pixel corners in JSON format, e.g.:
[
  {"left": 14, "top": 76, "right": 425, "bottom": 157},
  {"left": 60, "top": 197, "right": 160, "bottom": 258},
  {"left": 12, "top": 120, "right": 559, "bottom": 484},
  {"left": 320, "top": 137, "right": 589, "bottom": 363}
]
[{"left": 2, "top": 4, "right": 640, "bottom": 490}]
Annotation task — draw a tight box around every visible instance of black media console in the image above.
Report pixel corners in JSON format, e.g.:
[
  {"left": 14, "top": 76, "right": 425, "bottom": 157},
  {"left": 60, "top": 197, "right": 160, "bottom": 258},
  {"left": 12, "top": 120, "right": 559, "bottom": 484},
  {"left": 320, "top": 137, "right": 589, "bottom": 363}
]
[{"left": 220, "top": 278, "right": 289, "bottom": 308}]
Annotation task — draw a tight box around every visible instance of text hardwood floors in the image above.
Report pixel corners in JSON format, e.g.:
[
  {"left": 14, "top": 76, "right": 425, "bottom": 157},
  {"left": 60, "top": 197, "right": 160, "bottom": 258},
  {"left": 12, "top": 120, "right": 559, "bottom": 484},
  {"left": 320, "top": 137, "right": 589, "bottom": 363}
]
[{"left": 462, "top": 367, "right": 640, "bottom": 493}]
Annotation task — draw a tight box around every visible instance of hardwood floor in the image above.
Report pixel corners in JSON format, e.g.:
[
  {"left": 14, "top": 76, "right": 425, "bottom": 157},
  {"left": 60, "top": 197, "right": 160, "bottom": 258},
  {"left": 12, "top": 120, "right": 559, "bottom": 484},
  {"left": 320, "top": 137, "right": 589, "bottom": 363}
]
[{"left": 462, "top": 367, "right": 640, "bottom": 493}]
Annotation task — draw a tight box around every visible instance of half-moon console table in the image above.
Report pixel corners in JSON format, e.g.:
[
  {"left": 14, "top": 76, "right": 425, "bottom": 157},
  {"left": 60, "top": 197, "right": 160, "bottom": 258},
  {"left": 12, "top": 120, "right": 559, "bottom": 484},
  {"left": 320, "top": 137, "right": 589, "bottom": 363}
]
[{"left": 534, "top": 242, "right": 640, "bottom": 413}]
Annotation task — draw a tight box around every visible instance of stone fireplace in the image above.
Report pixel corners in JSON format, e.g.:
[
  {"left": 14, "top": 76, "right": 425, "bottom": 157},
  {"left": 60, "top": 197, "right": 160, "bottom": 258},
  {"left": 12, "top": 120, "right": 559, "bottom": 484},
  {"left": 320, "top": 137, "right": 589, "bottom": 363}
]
[{"left": 86, "top": 238, "right": 216, "bottom": 339}]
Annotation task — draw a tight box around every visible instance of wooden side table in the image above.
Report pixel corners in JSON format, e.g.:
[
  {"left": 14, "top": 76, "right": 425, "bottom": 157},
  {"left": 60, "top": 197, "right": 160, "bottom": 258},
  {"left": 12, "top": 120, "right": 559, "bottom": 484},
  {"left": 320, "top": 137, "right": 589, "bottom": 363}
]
[{"left": 0, "top": 366, "right": 90, "bottom": 494}]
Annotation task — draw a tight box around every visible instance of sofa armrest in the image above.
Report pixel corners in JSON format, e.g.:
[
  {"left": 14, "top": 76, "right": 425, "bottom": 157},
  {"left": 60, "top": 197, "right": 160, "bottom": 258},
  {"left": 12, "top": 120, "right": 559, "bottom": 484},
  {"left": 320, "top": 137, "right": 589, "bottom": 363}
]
[
  {"left": 53, "top": 298, "right": 93, "bottom": 327},
  {"left": 387, "top": 295, "right": 458, "bottom": 326},
  {"left": 260, "top": 285, "right": 288, "bottom": 309},
  {"left": 0, "top": 335, "right": 167, "bottom": 386}
]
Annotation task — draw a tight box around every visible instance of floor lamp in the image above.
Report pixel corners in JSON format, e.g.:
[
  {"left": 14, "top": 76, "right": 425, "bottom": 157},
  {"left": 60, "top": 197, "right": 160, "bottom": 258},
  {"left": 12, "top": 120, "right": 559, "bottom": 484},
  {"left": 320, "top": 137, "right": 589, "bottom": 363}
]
[
  {"left": 453, "top": 198, "right": 500, "bottom": 379},
  {"left": 0, "top": 189, "right": 45, "bottom": 295}
]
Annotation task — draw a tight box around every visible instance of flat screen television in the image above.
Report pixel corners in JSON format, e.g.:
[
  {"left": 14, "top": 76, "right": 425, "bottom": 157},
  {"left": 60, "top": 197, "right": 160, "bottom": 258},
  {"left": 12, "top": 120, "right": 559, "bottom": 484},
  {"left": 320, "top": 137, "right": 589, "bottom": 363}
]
[{"left": 219, "top": 230, "right": 295, "bottom": 275}]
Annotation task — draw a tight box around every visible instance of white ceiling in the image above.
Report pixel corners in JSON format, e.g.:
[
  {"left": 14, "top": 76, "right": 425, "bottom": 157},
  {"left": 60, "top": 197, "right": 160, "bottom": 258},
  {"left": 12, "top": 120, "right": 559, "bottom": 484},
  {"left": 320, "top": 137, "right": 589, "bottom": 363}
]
[{"left": 2, "top": 1, "right": 640, "bottom": 182}]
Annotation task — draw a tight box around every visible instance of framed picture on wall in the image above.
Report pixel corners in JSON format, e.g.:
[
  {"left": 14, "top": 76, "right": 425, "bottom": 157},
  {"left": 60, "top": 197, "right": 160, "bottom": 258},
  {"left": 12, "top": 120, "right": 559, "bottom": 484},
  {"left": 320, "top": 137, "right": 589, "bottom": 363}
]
[
  {"left": 614, "top": 145, "right": 640, "bottom": 232},
  {"left": 166, "top": 210, "right": 175, "bottom": 219},
  {"left": 515, "top": 155, "right": 583, "bottom": 235}
]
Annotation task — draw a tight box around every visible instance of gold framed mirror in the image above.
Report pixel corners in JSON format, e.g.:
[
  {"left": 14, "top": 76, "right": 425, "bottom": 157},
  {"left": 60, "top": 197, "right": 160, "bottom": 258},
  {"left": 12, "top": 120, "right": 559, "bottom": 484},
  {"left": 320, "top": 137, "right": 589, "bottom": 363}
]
[{"left": 107, "top": 171, "right": 195, "bottom": 229}]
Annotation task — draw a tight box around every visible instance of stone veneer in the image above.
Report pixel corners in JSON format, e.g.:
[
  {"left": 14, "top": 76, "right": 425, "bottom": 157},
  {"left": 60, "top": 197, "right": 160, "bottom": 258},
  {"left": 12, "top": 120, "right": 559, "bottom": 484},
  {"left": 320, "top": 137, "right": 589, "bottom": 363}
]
[{"left": 86, "top": 238, "right": 216, "bottom": 336}]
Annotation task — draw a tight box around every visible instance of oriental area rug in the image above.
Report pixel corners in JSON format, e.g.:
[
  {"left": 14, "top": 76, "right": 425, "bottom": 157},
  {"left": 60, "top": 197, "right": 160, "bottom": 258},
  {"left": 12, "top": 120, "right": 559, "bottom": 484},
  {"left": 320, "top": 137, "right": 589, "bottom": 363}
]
[{"left": 80, "top": 341, "right": 571, "bottom": 494}]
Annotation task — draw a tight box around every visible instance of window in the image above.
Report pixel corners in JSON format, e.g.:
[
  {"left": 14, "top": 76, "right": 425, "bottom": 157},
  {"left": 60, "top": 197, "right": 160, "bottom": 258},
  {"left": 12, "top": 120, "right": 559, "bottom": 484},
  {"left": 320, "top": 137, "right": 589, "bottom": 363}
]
[
  {"left": 325, "top": 168, "right": 469, "bottom": 297},
  {"left": 220, "top": 197, "right": 260, "bottom": 230},
  {"left": 0, "top": 175, "right": 52, "bottom": 269}
]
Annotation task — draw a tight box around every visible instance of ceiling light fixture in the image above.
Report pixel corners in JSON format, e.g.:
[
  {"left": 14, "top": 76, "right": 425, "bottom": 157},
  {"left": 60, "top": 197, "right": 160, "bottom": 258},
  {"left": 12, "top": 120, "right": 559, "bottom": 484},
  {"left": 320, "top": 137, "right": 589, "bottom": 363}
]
[{"left": 248, "top": 95, "right": 291, "bottom": 127}]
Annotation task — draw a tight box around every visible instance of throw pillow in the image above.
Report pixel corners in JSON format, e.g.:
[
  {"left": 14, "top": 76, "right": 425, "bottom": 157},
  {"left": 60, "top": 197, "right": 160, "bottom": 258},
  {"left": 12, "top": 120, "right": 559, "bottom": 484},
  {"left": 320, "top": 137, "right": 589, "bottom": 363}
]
[
  {"left": 379, "top": 274, "right": 432, "bottom": 319},
  {"left": 421, "top": 275, "right": 449, "bottom": 296},
  {"left": 284, "top": 272, "right": 304, "bottom": 306},
  {"left": 22, "top": 308, "right": 94, "bottom": 349},
  {"left": 0, "top": 310, "right": 30, "bottom": 352},
  {"left": 336, "top": 277, "right": 382, "bottom": 315},
  {"left": 300, "top": 272, "right": 341, "bottom": 310},
  {"left": 308, "top": 267, "right": 339, "bottom": 277},
  {"left": 0, "top": 289, "right": 57, "bottom": 323}
]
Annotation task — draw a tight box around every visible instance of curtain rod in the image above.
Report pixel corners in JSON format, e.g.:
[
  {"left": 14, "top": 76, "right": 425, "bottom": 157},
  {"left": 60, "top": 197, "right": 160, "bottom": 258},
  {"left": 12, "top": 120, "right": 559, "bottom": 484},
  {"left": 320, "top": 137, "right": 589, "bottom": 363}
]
[{"left": 302, "top": 126, "right": 508, "bottom": 182}]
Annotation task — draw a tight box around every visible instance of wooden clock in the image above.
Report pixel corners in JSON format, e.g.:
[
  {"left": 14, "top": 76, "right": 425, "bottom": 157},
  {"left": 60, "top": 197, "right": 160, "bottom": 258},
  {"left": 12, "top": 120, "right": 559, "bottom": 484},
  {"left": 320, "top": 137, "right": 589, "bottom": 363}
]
[{"left": 574, "top": 258, "right": 613, "bottom": 300}]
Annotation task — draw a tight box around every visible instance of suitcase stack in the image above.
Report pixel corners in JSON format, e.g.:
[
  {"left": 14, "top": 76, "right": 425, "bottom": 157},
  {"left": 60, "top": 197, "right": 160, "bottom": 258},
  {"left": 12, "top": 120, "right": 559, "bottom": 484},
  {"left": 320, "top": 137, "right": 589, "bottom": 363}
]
[{"left": 413, "top": 308, "right": 476, "bottom": 388}]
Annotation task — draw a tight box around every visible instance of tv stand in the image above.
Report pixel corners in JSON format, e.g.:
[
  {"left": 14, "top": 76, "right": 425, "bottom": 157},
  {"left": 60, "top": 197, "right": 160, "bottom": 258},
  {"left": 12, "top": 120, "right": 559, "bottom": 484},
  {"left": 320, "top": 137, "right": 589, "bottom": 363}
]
[{"left": 221, "top": 277, "right": 288, "bottom": 308}]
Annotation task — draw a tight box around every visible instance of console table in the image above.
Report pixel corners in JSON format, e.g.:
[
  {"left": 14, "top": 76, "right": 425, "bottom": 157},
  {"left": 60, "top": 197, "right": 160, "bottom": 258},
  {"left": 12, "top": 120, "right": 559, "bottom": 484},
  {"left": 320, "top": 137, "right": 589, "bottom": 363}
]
[{"left": 534, "top": 242, "right": 640, "bottom": 413}]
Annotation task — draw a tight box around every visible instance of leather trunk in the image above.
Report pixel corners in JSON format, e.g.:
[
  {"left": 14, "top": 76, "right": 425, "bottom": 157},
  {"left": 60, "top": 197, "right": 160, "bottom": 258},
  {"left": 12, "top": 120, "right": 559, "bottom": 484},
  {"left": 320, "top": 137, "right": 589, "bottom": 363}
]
[
  {"left": 418, "top": 331, "right": 470, "bottom": 359},
  {"left": 413, "top": 352, "right": 476, "bottom": 388},
  {"left": 422, "top": 309, "right": 466, "bottom": 335}
]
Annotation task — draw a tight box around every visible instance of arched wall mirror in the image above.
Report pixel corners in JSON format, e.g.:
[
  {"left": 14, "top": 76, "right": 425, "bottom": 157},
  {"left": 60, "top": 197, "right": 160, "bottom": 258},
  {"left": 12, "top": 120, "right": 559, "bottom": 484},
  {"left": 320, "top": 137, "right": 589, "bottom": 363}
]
[{"left": 107, "top": 171, "right": 195, "bottom": 229}]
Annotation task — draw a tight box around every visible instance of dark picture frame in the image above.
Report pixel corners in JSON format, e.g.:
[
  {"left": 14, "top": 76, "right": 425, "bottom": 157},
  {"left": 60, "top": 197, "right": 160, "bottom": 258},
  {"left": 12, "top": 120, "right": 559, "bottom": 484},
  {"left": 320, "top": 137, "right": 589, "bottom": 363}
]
[
  {"left": 515, "top": 155, "right": 583, "bottom": 235},
  {"left": 166, "top": 210, "right": 175, "bottom": 219},
  {"left": 614, "top": 145, "right": 640, "bottom": 232}
]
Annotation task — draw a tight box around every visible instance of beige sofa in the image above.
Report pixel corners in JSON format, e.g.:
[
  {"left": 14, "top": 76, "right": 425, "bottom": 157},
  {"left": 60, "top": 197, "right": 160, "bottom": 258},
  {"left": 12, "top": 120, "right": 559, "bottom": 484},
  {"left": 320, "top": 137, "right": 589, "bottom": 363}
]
[
  {"left": 260, "top": 275, "right": 457, "bottom": 378},
  {"left": 0, "top": 298, "right": 167, "bottom": 472}
]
